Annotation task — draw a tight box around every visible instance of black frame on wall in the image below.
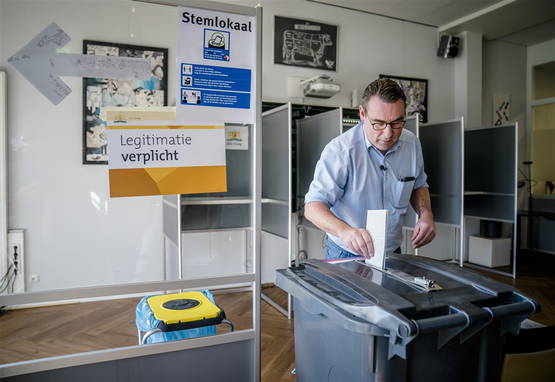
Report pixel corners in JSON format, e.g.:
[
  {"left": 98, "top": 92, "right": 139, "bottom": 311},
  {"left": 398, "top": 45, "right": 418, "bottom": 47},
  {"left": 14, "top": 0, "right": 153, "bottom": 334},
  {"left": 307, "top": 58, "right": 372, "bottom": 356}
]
[
  {"left": 379, "top": 74, "right": 428, "bottom": 123},
  {"left": 82, "top": 40, "right": 169, "bottom": 165}
]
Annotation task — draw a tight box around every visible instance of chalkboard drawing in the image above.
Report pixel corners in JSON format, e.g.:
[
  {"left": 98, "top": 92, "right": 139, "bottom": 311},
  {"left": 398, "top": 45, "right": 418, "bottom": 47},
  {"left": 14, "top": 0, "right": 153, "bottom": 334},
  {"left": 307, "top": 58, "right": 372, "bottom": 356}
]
[
  {"left": 274, "top": 16, "right": 337, "bottom": 71},
  {"left": 282, "top": 30, "right": 333, "bottom": 68}
]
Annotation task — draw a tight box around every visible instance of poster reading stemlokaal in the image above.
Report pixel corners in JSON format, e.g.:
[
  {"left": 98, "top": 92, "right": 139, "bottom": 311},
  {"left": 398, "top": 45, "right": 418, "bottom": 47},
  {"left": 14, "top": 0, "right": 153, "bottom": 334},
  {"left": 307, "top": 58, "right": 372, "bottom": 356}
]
[{"left": 176, "top": 7, "right": 256, "bottom": 124}]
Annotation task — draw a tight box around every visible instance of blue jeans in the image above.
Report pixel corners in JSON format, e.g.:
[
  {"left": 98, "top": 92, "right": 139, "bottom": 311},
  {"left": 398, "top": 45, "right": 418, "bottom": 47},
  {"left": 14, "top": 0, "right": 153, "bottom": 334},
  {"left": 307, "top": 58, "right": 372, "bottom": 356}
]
[{"left": 326, "top": 237, "right": 358, "bottom": 260}]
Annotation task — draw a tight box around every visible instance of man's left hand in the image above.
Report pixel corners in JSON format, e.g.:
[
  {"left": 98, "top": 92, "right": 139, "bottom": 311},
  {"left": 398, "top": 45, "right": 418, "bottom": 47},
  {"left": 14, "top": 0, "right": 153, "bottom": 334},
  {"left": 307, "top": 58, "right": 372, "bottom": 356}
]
[{"left": 411, "top": 213, "right": 436, "bottom": 248}]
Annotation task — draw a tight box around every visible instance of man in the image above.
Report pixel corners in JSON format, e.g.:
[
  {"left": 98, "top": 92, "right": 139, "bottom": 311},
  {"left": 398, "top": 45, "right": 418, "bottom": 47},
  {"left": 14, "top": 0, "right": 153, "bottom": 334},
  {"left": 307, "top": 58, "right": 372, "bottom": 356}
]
[{"left": 304, "top": 78, "right": 435, "bottom": 259}]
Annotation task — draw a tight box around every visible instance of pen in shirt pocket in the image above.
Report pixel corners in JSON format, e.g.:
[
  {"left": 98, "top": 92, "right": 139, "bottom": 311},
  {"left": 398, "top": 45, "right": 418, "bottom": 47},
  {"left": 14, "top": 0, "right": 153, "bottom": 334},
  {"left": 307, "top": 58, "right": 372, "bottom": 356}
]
[{"left": 400, "top": 176, "right": 416, "bottom": 182}]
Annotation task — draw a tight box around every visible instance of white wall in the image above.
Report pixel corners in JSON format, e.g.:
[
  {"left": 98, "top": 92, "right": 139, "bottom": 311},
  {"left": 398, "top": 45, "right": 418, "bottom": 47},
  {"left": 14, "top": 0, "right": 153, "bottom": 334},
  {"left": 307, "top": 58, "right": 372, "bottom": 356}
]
[
  {"left": 527, "top": 37, "right": 555, "bottom": 155},
  {"left": 454, "top": 31, "right": 483, "bottom": 129},
  {"left": 482, "top": 39, "right": 528, "bottom": 210},
  {"left": 245, "top": 0, "right": 456, "bottom": 122},
  {"left": 1, "top": 0, "right": 457, "bottom": 292},
  {"left": 526, "top": 39, "right": 555, "bottom": 148},
  {"left": 0, "top": 0, "right": 178, "bottom": 291},
  {"left": 483, "top": 41, "right": 527, "bottom": 128}
]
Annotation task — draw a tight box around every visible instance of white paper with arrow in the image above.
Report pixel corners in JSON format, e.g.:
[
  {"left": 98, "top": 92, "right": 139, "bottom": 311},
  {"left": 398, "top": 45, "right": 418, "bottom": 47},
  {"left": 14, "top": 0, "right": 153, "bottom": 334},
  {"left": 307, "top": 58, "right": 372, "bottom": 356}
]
[{"left": 8, "top": 23, "right": 151, "bottom": 105}]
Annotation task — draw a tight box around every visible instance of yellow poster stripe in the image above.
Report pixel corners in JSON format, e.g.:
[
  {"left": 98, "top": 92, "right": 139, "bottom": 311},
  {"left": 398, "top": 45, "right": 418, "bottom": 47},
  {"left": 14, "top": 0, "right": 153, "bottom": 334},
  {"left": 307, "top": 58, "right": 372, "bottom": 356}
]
[
  {"left": 107, "top": 125, "right": 224, "bottom": 130},
  {"left": 109, "top": 166, "right": 227, "bottom": 197}
]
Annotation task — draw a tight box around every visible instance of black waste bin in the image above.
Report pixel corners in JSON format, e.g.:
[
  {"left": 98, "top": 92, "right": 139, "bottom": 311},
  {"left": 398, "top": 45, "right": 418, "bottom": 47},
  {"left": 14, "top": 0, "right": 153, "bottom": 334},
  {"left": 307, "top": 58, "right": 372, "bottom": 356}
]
[{"left": 276, "top": 254, "right": 540, "bottom": 382}]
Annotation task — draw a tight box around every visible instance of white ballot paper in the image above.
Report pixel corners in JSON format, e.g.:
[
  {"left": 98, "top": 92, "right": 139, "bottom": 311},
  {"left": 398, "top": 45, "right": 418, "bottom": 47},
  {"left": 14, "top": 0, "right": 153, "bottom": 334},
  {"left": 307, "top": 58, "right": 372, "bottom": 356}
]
[{"left": 365, "top": 210, "right": 388, "bottom": 269}]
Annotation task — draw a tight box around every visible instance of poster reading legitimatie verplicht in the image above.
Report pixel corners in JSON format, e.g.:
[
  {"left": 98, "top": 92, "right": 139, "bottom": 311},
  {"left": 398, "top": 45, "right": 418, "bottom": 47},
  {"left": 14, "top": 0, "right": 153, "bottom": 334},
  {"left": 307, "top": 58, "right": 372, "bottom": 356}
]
[{"left": 107, "top": 122, "right": 227, "bottom": 197}]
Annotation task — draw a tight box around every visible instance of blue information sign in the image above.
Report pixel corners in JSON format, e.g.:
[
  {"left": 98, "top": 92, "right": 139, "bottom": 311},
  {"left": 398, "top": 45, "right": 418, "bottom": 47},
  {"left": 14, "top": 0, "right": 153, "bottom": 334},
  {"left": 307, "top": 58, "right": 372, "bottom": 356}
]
[{"left": 180, "top": 63, "right": 251, "bottom": 109}]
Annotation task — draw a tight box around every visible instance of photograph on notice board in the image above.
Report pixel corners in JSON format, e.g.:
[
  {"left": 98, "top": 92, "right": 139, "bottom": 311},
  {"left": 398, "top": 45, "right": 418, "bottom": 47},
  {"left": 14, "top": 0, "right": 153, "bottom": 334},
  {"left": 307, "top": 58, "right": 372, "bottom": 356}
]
[
  {"left": 379, "top": 75, "right": 428, "bottom": 123},
  {"left": 274, "top": 16, "right": 337, "bottom": 71},
  {"left": 82, "top": 40, "right": 168, "bottom": 164}
]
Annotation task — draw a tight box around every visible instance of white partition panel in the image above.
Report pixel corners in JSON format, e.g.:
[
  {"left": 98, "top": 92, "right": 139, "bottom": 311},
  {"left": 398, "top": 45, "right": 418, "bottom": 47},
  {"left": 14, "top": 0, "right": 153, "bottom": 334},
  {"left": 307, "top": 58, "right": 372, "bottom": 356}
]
[
  {"left": 297, "top": 108, "right": 342, "bottom": 200},
  {"left": 260, "top": 104, "right": 292, "bottom": 317},
  {"left": 261, "top": 104, "right": 291, "bottom": 238}
]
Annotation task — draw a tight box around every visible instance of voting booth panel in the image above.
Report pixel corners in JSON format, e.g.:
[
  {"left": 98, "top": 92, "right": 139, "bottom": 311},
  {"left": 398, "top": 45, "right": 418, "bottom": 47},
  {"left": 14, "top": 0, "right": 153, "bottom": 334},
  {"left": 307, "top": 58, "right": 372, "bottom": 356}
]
[
  {"left": 260, "top": 104, "right": 293, "bottom": 316},
  {"left": 297, "top": 108, "right": 343, "bottom": 199},
  {"left": 464, "top": 124, "right": 518, "bottom": 278},
  {"left": 258, "top": 104, "right": 360, "bottom": 317},
  {"left": 401, "top": 116, "right": 419, "bottom": 230},
  {"left": 402, "top": 118, "right": 464, "bottom": 261}
]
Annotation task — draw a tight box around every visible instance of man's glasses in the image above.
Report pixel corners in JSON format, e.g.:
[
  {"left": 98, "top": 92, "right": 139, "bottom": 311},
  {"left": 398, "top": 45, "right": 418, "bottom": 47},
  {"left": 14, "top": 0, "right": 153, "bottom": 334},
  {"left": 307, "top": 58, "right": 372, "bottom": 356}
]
[{"left": 367, "top": 118, "right": 406, "bottom": 131}]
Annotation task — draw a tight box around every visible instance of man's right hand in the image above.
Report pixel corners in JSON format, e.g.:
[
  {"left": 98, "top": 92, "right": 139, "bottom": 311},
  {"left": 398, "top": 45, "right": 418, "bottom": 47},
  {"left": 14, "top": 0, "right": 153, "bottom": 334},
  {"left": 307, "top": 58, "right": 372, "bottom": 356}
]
[
  {"left": 338, "top": 227, "right": 374, "bottom": 258},
  {"left": 304, "top": 202, "right": 374, "bottom": 258}
]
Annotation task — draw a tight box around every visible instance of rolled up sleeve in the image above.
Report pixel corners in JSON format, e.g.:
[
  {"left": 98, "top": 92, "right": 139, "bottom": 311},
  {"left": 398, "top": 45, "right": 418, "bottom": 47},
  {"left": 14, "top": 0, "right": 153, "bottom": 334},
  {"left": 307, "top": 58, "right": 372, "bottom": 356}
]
[{"left": 304, "top": 143, "right": 348, "bottom": 208}]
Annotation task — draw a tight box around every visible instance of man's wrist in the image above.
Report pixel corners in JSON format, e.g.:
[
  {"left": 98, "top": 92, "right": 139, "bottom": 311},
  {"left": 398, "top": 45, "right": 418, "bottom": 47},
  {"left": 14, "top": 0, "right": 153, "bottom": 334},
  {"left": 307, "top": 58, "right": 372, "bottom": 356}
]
[
  {"left": 418, "top": 210, "right": 433, "bottom": 220},
  {"left": 335, "top": 223, "right": 353, "bottom": 238}
]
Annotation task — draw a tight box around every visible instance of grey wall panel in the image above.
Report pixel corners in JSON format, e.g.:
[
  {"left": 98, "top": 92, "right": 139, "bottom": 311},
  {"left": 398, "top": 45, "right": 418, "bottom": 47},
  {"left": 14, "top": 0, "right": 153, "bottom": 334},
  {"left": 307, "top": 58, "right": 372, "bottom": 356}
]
[
  {"left": 181, "top": 205, "right": 251, "bottom": 231},
  {"left": 4, "top": 340, "right": 254, "bottom": 382},
  {"left": 464, "top": 125, "right": 516, "bottom": 194},
  {"left": 420, "top": 121, "right": 463, "bottom": 225},
  {"left": 530, "top": 197, "right": 555, "bottom": 253},
  {"left": 535, "top": 217, "right": 555, "bottom": 253},
  {"left": 404, "top": 116, "right": 418, "bottom": 135},
  {"left": 262, "top": 108, "right": 290, "bottom": 201},
  {"left": 163, "top": 202, "right": 179, "bottom": 246},
  {"left": 403, "top": 116, "right": 419, "bottom": 228},
  {"left": 261, "top": 203, "right": 289, "bottom": 239},
  {"left": 298, "top": 109, "right": 341, "bottom": 198},
  {"left": 464, "top": 195, "right": 515, "bottom": 222},
  {"left": 222, "top": 125, "right": 253, "bottom": 196},
  {"left": 224, "top": 127, "right": 253, "bottom": 196},
  {"left": 191, "top": 124, "right": 252, "bottom": 198}
]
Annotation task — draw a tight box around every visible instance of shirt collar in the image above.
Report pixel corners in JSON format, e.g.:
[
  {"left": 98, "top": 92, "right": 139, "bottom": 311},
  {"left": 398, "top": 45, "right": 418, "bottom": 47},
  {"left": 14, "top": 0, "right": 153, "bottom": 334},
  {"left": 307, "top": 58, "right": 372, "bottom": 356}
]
[{"left": 360, "top": 123, "right": 403, "bottom": 155}]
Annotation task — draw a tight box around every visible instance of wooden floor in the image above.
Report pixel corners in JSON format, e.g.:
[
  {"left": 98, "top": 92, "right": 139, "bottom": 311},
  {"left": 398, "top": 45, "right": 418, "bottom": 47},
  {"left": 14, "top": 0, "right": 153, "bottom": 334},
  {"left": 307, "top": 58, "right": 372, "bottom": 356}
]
[
  {"left": 474, "top": 250, "right": 555, "bottom": 326},
  {"left": 0, "top": 289, "right": 295, "bottom": 381},
  {"left": 0, "top": 250, "right": 552, "bottom": 381}
]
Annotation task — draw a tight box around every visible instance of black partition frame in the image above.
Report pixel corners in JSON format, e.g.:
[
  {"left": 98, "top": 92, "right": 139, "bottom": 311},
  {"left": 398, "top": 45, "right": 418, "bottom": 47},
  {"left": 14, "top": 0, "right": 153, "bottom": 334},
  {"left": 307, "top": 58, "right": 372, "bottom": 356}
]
[{"left": 463, "top": 124, "right": 518, "bottom": 279}]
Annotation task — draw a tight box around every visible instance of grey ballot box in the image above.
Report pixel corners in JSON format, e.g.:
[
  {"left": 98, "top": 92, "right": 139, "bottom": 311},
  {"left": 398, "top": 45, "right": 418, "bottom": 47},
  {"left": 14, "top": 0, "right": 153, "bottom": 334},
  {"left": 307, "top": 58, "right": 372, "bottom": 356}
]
[{"left": 276, "top": 255, "right": 539, "bottom": 382}]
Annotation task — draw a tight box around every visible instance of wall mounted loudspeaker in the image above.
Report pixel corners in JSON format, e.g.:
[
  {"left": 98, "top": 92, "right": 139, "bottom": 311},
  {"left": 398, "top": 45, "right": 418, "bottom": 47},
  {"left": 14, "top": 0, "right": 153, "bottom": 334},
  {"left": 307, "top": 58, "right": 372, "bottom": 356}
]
[{"left": 437, "top": 35, "right": 460, "bottom": 58}]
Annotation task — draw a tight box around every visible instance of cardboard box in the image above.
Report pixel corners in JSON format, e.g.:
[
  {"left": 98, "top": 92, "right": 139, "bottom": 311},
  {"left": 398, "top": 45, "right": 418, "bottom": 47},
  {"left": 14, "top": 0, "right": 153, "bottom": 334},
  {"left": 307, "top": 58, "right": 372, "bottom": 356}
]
[{"left": 468, "top": 235, "right": 512, "bottom": 268}]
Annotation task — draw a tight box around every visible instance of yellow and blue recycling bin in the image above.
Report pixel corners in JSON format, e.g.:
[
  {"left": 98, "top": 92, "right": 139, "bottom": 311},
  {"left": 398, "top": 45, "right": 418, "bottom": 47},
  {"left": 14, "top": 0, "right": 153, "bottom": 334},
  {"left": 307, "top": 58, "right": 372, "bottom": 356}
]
[{"left": 136, "top": 290, "right": 233, "bottom": 344}]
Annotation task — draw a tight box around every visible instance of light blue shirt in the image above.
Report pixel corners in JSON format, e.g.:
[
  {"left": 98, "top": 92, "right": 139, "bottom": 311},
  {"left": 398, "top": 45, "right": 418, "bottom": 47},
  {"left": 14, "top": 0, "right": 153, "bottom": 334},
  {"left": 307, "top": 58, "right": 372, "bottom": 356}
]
[{"left": 304, "top": 122, "right": 428, "bottom": 254}]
